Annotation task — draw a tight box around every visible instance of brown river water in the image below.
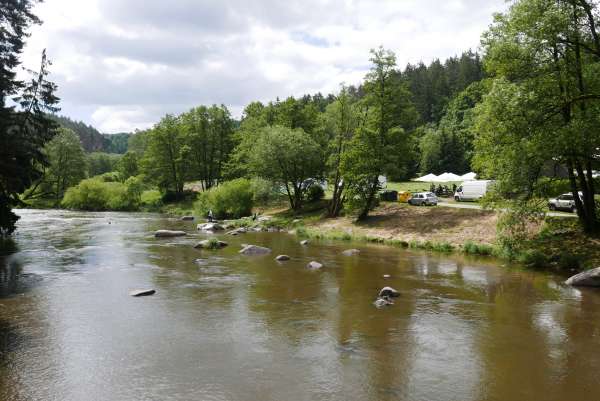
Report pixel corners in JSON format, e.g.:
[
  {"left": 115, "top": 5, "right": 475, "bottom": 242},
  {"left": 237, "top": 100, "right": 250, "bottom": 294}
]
[{"left": 1, "top": 209, "right": 600, "bottom": 401}]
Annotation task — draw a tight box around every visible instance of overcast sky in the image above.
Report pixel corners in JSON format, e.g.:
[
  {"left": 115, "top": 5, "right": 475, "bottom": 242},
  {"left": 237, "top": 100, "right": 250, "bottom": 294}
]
[{"left": 22, "top": 0, "right": 508, "bottom": 133}]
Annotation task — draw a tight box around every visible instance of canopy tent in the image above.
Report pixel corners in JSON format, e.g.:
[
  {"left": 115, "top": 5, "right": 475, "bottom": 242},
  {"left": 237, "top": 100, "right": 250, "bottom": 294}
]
[
  {"left": 460, "top": 172, "right": 477, "bottom": 181},
  {"left": 415, "top": 172, "right": 476, "bottom": 182},
  {"left": 414, "top": 173, "right": 438, "bottom": 182}
]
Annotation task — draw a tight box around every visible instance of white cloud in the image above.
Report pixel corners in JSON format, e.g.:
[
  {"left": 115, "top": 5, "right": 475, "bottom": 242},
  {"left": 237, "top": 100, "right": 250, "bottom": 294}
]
[{"left": 21, "top": 0, "right": 509, "bottom": 133}]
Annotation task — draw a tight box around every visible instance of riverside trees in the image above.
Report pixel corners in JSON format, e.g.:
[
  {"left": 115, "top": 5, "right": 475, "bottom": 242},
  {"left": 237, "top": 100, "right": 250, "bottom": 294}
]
[
  {"left": 474, "top": 0, "right": 600, "bottom": 233},
  {"left": 0, "top": 0, "right": 59, "bottom": 235}
]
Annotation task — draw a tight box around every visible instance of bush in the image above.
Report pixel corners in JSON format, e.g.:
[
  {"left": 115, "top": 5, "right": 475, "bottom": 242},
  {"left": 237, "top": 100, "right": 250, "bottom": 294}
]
[
  {"left": 463, "top": 241, "right": 495, "bottom": 256},
  {"left": 251, "top": 177, "right": 282, "bottom": 205},
  {"left": 194, "top": 178, "right": 254, "bottom": 219},
  {"left": 305, "top": 185, "right": 325, "bottom": 203},
  {"left": 517, "top": 249, "right": 548, "bottom": 268},
  {"left": 141, "top": 190, "right": 163, "bottom": 207},
  {"left": 62, "top": 177, "right": 141, "bottom": 211}
]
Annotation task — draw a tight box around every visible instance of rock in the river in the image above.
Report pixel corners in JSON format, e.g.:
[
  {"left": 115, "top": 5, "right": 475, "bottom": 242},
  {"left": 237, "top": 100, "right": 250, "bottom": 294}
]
[
  {"left": 565, "top": 267, "right": 600, "bottom": 287},
  {"left": 373, "top": 297, "right": 394, "bottom": 308},
  {"left": 154, "top": 230, "right": 187, "bottom": 238},
  {"left": 130, "top": 289, "right": 156, "bottom": 297},
  {"left": 378, "top": 286, "right": 400, "bottom": 298},
  {"left": 342, "top": 249, "right": 360, "bottom": 256},
  {"left": 275, "top": 255, "right": 291, "bottom": 261},
  {"left": 383, "top": 274, "right": 391, "bottom": 279},
  {"left": 180, "top": 216, "right": 195, "bottom": 221},
  {"left": 300, "top": 240, "right": 310, "bottom": 246},
  {"left": 197, "top": 222, "right": 224, "bottom": 232},
  {"left": 307, "top": 261, "right": 323, "bottom": 270},
  {"left": 239, "top": 244, "right": 272, "bottom": 255},
  {"left": 194, "top": 239, "right": 228, "bottom": 249},
  {"left": 226, "top": 227, "right": 247, "bottom": 236}
]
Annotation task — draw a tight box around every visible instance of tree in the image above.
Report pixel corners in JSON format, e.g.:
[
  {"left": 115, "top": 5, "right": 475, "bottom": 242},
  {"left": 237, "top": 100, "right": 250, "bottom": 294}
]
[
  {"left": 475, "top": 0, "right": 600, "bottom": 233},
  {"left": 87, "top": 152, "right": 121, "bottom": 177},
  {"left": 342, "top": 47, "right": 417, "bottom": 220},
  {"left": 1, "top": 0, "right": 59, "bottom": 235},
  {"left": 37, "top": 128, "right": 86, "bottom": 205},
  {"left": 247, "top": 126, "right": 323, "bottom": 211},
  {"left": 320, "top": 87, "right": 358, "bottom": 217},
  {"left": 118, "top": 151, "right": 139, "bottom": 180},
  {"left": 182, "top": 105, "right": 234, "bottom": 190},
  {"left": 141, "top": 115, "right": 189, "bottom": 198}
]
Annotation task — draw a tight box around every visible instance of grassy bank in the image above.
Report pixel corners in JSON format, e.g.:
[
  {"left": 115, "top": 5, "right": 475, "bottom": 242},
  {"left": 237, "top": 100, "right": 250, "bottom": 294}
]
[{"left": 229, "top": 201, "right": 599, "bottom": 273}]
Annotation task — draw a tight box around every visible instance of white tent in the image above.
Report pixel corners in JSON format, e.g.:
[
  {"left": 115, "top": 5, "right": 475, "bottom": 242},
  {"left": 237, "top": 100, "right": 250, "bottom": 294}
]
[
  {"left": 414, "top": 173, "right": 438, "bottom": 182},
  {"left": 433, "top": 172, "right": 462, "bottom": 182},
  {"left": 460, "top": 172, "right": 477, "bottom": 181}
]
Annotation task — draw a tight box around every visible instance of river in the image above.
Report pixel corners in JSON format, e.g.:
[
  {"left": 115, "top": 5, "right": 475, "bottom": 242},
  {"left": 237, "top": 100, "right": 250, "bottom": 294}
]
[{"left": 1, "top": 209, "right": 599, "bottom": 401}]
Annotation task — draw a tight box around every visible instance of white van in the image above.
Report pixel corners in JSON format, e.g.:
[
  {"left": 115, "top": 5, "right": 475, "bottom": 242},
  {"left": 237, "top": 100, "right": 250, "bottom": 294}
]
[{"left": 454, "top": 180, "right": 494, "bottom": 202}]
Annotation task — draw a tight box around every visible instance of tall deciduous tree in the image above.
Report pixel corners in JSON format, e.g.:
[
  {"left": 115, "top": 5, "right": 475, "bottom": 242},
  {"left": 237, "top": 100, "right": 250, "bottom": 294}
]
[
  {"left": 247, "top": 126, "right": 323, "bottom": 211},
  {"left": 342, "top": 47, "right": 417, "bottom": 220},
  {"left": 475, "top": 0, "right": 600, "bottom": 233},
  {"left": 141, "top": 115, "right": 189, "bottom": 198},
  {"left": 1, "top": 0, "right": 59, "bottom": 235}
]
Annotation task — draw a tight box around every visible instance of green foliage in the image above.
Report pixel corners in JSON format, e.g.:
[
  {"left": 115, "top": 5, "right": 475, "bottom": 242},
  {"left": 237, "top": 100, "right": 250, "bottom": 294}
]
[
  {"left": 87, "top": 152, "right": 121, "bottom": 177},
  {"left": 62, "top": 177, "right": 141, "bottom": 211},
  {"left": 140, "top": 189, "right": 163, "bottom": 208},
  {"left": 305, "top": 185, "right": 325, "bottom": 203},
  {"left": 194, "top": 178, "right": 254, "bottom": 219},
  {"left": 247, "top": 126, "right": 323, "bottom": 211},
  {"left": 102, "top": 132, "right": 131, "bottom": 153},
  {"left": 118, "top": 151, "right": 139, "bottom": 180},
  {"left": 26, "top": 128, "right": 87, "bottom": 206},
  {"left": 463, "top": 241, "right": 495, "bottom": 256},
  {"left": 250, "top": 177, "right": 282, "bottom": 206},
  {"left": 475, "top": 0, "right": 600, "bottom": 232}
]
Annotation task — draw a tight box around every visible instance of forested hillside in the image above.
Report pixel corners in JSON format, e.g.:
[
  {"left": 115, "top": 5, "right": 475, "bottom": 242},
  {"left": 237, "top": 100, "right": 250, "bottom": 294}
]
[{"left": 51, "top": 115, "right": 131, "bottom": 153}]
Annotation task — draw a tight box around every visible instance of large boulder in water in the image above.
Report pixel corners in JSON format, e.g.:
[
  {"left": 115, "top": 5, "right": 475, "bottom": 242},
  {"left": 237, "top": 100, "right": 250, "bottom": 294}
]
[
  {"left": 154, "top": 230, "right": 187, "bottom": 238},
  {"left": 307, "top": 261, "right": 323, "bottom": 270},
  {"left": 275, "top": 255, "right": 290, "bottom": 261},
  {"left": 239, "top": 245, "right": 271, "bottom": 255},
  {"left": 378, "top": 286, "right": 400, "bottom": 298},
  {"left": 197, "top": 222, "right": 224, "bottom": 232},
  {"left": 565, "top": 267, "right": 600, "bottom": 287},
  {"left": 194, "top": 239, "right": 228, "bottom": 249}
]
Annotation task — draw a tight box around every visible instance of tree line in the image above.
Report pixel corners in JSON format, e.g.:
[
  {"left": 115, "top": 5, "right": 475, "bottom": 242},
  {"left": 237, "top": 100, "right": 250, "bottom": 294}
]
[{"left": 2, "top": 0, "right": 599, "bottom": 235}]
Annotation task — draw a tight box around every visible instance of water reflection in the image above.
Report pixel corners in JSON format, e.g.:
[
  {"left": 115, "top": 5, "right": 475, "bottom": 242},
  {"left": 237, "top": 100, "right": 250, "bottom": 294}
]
[{"left": 0, "top": 209, "right": 599, "bottom": 401}]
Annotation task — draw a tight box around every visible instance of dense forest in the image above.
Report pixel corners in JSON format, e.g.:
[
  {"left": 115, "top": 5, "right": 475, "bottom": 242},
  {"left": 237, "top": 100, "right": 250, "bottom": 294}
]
[{"left": 2, "top": 0, "right": 600, "bottom": 238}]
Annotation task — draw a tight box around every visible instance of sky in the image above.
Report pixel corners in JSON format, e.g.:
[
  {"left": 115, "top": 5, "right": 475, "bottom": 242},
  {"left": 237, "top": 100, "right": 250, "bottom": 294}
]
[{"left": 21, "top": 0, "right": 509, "bottom": 133}]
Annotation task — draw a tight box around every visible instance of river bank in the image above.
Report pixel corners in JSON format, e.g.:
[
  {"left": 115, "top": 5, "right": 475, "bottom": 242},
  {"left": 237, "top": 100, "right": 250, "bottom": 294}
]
[{"left": 225, "top": 201, "right": 600, "bottom": 273}]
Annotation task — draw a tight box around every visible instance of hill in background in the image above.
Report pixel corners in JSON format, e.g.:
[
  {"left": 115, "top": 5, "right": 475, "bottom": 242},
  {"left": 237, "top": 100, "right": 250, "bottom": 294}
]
[{"left": 52, "top": 115, "right": 131, "bottom": 154}]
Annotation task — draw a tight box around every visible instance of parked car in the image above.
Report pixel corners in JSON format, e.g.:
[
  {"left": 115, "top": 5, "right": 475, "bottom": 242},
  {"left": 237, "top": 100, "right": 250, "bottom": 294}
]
[
  {"left": 408, "top": 192, "right": 438, "bottom": 206},
  {"left": 548, "top": 192, "right": 582, "bottom": 213},
  {"left": 454, "top": 180, "right": 494, "bottom": 202},
  {"left": 379, "top": 190, "right": 398, "bottom": 202}
]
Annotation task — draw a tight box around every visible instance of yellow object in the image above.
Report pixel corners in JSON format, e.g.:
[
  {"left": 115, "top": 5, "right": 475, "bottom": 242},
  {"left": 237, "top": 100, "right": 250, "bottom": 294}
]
[{"left": 398, "top": 191, "right": 411, "bottom": 203}]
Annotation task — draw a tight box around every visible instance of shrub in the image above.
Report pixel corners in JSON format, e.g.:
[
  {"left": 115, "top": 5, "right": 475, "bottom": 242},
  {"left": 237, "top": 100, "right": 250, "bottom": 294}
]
[
  {"left": 251, "top": 177, "right": 282, "bottom": 205},
  {"left": 305, "top": 185, "right": 325, "bottom": 203},
  {"left": 463, "top": 241, "right": 495, "bottom": 256},
  {"left": 194, "top": 178, "right": 254, "bottom": 219},
  {"left": 141, "top": 190, "right": 163, "bottom": 207},
  {"left": 517, "top": 249, "right": 548, "bottom": 268},
  {"left": 62, "top": 177, "right": 141, "bottom": 211}
]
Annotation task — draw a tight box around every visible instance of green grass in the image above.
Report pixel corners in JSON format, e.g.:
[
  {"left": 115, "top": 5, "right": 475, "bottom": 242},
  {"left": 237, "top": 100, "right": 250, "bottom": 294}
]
[
  {"left": 463, "top": 241, "right": 495, "bottom": 256},
  {"left": 385, "top": 181, "right": 462, "bottom": 194}
]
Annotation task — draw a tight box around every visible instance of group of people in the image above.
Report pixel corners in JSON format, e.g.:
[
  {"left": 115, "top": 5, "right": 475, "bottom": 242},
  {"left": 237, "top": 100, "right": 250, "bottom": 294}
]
[{"left": 429, "top": 183, "right": 457, "bottom": 197}]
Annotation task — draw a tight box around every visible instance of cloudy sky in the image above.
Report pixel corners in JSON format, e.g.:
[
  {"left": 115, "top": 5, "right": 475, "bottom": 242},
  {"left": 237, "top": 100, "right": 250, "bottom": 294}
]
[{"left": 22, "top": 0, "right": 508, "bottom": 133}]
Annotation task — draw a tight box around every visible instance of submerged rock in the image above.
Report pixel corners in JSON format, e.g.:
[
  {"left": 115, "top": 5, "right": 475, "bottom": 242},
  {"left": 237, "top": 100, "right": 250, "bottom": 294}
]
[
  {"left": 275, "top": 255, "right": 291, "bottom": 261},
  {"left": 239, "top": 245, "right": 272, "bottom": 255},
  {"left": 194, "top": 239, "right": 228, "bottom": 249},
  {"left": 180, "top": 216, "right": 195, "bottom": 221},
  {"left": 300, "top": 240, "right": 309, "bottom": 246},
  {"left": 383, "top": 274, "right": 391, "bottom": 279},
  {"left": 565, "top": 267, "right": 600, "bottom": 287},
  {"left": 307, "top": 261, "right": 323, "bottom": 270},
  {"left": 342, "top": 249, "right": 360, "bottom": 256},
  {"left": 154, "top": 230, "right": 187, "bottom": 238},
  {"left": 130, "top": 289, "right": 156, "bottom": 297},
  {"left": 378, "top": 286, "right": 400, "bottom": 298},
  {"left": 373, "top": 296, "right": 394, "bottom": 308}
]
